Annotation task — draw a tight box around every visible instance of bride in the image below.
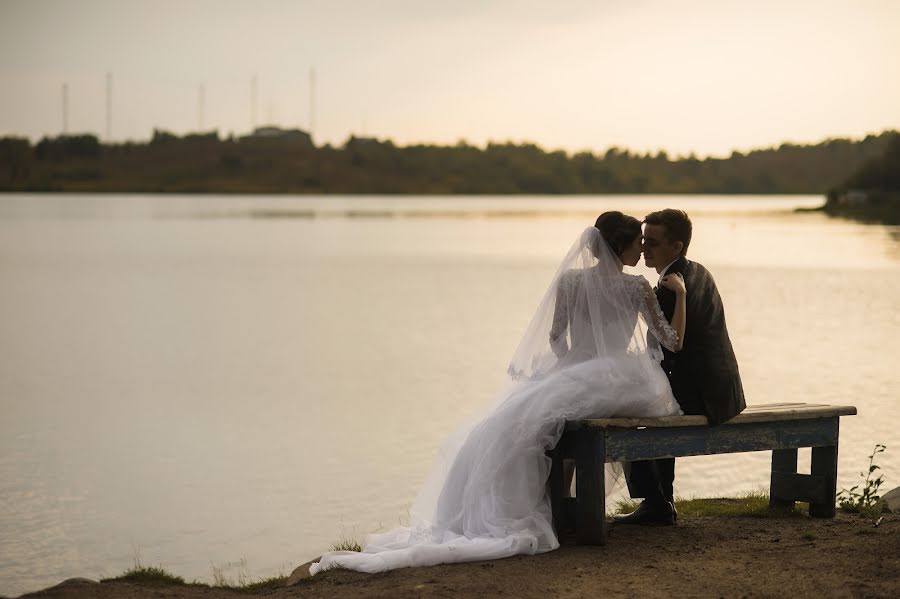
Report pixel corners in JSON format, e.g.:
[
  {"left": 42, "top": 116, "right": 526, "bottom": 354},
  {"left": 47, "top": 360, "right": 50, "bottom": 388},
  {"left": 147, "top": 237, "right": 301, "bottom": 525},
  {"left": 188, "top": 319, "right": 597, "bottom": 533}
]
[{"left": 311, "top": 211, "right": 687, "bottom": 574}]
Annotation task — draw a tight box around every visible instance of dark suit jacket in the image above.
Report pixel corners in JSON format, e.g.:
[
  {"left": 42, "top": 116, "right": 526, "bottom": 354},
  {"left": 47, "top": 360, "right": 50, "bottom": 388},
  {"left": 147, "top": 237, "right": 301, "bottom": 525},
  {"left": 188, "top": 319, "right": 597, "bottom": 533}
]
[{"left": 656, "top": 257, "right": 745, "bottom": 425}]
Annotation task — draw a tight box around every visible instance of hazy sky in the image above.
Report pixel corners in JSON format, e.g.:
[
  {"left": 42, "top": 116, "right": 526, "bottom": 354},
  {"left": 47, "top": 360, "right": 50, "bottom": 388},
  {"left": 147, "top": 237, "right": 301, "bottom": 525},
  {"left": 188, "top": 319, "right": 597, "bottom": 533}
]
[{"left": 1, "top": 0, "right": 898, "bottom": 156}]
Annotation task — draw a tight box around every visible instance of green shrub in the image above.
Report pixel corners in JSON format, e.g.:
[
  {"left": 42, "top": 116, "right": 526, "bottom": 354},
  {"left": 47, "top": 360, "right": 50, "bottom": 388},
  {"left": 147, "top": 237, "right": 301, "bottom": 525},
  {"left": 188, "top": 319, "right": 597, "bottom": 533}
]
[{"left": 837, "top": 444, "right": 887, "bottom": 516}]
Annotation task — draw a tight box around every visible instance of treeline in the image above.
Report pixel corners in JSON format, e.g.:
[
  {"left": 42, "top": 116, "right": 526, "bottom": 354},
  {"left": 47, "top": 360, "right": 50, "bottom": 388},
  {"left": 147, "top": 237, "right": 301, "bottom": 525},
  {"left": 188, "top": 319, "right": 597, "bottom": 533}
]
[{"left": 0, "top": 128, "right": 897, "bottom": 194}]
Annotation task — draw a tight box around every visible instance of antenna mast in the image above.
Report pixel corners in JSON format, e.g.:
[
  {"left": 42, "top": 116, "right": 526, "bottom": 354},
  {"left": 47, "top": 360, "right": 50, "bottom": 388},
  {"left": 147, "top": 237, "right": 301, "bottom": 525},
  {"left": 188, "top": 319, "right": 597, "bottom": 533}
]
[
  {"left": 61, "top": 83, "right": 69, "bottom": 135},
  {"left": 309, "top": 67, "right": 316, "bottom": 139},
  {"left": 105, "top": 72, "right": 112, "bottom": 141},
  {"left": 251, "top": 74, "right": 258, "bottom": 132},
  {"left": 198, "top": 84, "right": 205, "bottom": 131}
]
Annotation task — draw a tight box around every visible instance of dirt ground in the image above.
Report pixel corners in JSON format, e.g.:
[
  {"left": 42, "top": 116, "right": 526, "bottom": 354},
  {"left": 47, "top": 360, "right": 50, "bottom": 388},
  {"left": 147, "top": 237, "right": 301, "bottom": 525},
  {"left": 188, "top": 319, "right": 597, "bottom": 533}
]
[{"left": 19, "top": 512, "right": 900, "bottom": 599}]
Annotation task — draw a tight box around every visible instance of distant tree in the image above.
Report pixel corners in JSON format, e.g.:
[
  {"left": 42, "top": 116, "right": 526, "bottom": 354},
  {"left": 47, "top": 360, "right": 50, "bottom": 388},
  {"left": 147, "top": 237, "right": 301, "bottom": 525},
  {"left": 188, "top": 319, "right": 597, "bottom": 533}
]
[
  {"left": 35, "top": 134, "right": 102, "bottom": 161},
  {"left": 151, "top": 129, "right": 179, "bottom": 144},
  {"left": 183, "top": 131, "right": 220, "bottom": 143},
  {"left": 840, "top": 133, "right": 900, "bottom": 192},
  {"left": 0, "top": 137, "right": 32, "bottom": 187}
]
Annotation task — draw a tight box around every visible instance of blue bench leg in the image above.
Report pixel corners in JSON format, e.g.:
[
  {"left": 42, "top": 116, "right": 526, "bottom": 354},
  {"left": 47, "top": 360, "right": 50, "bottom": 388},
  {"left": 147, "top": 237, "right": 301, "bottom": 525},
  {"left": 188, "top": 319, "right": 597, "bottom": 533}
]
[
  {"left": 575, "top": 428, "right": 607, "bottom": 545},
  {"left": 547, "top": 447, "right": 564, "bottom": 534},
  {"left": 770, "top": 448, "right": 798, "bottom": 511},
  {"left": 810, "top": 443, "right": 838, "bottom": 518}
]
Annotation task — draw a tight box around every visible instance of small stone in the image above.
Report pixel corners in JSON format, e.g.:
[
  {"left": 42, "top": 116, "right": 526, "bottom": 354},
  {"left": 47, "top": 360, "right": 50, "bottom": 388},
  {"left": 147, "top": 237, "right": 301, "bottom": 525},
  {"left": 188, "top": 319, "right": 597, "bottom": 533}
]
[
  {"left": 284, "top": 558, "right": 321, "bottom": 586},
  {"left": 881, "top": 486, "right": 900, "bottom": 512},
  {"left": 49, "top": 578, "right": 98, "bottom": 590}
]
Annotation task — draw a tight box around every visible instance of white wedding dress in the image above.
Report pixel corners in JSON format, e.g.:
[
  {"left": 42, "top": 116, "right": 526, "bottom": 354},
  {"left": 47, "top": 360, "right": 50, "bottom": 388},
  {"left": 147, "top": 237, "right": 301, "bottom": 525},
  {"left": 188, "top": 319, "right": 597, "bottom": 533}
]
[{"left": 310, "top": 228, "right": 682, "bottom": 575}]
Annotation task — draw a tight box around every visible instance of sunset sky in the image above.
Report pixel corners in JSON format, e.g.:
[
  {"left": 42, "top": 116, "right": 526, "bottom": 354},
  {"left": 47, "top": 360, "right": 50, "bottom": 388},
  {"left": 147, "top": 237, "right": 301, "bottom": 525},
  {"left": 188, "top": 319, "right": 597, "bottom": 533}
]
[{"left": 1, "top": 0, "right": 898, "bottom": 156}]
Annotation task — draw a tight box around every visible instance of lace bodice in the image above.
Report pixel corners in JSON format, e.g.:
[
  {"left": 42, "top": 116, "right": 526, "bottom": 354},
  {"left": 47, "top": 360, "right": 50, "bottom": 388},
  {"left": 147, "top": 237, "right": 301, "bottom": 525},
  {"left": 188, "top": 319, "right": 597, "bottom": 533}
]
[
  {"left": 625, "top": 273, "right": 679, "bottom": 351},
  {"left": 550, "top": 271, "right": 679, "bottom": 355}
]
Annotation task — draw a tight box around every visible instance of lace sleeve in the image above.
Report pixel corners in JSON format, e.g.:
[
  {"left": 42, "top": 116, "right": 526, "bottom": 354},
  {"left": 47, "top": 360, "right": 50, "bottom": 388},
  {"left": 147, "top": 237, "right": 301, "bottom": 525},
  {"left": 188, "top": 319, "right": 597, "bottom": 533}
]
[
  {"left": 637, "top": 278, "right": 679, "bottom": 352},
  {"left": 549, "top": 274, "right": 569, "bottom": 358}
]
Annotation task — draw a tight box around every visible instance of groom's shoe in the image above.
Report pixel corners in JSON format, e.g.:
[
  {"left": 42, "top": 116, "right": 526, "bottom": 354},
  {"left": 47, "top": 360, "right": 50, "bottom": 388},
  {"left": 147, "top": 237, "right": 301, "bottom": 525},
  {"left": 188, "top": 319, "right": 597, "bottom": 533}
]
[
  {"left": 612, "top": 501, "right": 676, "bottom": 526},
  {"left": 666, "top": 498, "right": 678, "bottom": 523}
]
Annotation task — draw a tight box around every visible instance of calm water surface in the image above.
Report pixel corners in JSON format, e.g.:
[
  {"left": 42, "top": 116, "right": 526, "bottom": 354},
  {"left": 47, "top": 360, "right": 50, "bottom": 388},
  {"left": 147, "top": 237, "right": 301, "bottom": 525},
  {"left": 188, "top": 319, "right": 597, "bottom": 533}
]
[{"left": 0, "top": 194, "right": 897, "bottom": 595}]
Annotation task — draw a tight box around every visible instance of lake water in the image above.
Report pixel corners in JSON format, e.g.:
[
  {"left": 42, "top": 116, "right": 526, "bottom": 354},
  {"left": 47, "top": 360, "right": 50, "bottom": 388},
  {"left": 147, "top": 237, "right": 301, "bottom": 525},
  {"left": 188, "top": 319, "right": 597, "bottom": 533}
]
[{"left": 1, "top": 194, "right": 897, "bottom": 596}]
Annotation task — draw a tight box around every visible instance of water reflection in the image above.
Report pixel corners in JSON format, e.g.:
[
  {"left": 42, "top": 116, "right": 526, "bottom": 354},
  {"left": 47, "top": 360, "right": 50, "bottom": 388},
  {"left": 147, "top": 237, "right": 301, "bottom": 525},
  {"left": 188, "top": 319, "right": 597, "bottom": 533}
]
[{"left": 0, "top": 194, "right": 897, "bottom": 596}]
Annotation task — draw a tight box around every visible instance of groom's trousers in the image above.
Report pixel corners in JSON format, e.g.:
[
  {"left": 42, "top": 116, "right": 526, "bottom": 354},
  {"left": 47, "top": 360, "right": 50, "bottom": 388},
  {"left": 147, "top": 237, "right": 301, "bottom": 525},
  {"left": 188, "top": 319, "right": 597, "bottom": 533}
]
[
  {"left": 625, "top": 394, "right": 704, "bottom": 505},
  {"left": 625, "top": 459, "right": 675, "bottom": 505}
]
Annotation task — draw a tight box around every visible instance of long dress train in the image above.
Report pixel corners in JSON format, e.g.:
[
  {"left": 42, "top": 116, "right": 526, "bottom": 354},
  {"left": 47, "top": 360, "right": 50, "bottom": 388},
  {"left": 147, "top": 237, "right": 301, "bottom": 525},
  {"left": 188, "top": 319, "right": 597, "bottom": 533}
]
[{"left": 310, "top": 228, "right": 682, "bottom": 574}]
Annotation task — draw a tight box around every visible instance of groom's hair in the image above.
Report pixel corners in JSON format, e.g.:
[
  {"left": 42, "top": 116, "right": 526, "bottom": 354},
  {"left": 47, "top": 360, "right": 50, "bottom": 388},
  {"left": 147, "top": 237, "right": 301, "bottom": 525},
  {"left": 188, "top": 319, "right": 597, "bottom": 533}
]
[
  {"left": 594, "top": 211, "right": 642, "bottom": 258},
  {"left": 644, "top": 209, "right": 692, "bottom": 257}
]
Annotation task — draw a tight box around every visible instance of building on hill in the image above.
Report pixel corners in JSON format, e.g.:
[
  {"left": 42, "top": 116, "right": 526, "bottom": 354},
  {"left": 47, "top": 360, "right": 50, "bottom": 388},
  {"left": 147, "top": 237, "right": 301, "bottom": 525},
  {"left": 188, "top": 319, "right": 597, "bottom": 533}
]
[
  {"left": 347, "top": 135, "right": 378, "bottom": 145},
  {"left": 244, "top": 126, "right": 313, "bottom": 145}
]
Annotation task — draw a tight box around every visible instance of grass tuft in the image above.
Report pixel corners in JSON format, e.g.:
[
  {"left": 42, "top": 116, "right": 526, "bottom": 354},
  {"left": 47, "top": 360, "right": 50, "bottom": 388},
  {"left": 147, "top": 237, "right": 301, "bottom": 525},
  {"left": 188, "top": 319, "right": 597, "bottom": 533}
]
[
  {"left": 331, "top": 535, "right": 363, "bottom": 552},
  {"left": 210, "top": 557, "right": 288, "bottom": 592},
  {"left": 100, "top": 566, "right": 186, "bottom": 586},
  {"left": 99, "top": 546, "right": 288, "bottom": 592},
  {"left": 238, "top": 575, "right": 289, "bottom": 592},
  {"left": 613, "top": 491, "right": 803, "bottom": 519}
]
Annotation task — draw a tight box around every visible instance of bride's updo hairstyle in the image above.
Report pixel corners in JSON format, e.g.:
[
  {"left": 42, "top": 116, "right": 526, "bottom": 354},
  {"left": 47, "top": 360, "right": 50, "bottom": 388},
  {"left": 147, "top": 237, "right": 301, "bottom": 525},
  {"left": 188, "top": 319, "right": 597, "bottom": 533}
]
[{"left": 593, "top": 211, "right": 642, "bottom": 259}]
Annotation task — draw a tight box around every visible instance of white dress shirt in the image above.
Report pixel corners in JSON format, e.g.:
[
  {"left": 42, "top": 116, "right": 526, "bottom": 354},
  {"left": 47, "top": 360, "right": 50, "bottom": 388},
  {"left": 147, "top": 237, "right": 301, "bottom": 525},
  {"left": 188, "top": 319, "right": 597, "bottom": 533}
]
[{"left": 657, "top": 258, "right": 680, "bottom": 287}]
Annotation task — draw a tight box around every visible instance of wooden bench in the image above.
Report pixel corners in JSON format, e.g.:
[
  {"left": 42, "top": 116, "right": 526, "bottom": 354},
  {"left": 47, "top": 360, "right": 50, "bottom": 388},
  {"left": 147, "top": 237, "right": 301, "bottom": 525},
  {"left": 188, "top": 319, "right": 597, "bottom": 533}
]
[{"left": 546, "top": 402, "right": 857, "bottom": 545}]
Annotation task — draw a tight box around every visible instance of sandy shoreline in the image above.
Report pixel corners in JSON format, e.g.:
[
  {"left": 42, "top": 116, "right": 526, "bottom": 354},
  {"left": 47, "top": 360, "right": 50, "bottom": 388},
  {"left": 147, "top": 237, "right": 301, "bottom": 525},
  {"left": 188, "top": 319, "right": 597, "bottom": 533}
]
[{"left": 13, "top": 511, "right": 898, "bottom": 599}]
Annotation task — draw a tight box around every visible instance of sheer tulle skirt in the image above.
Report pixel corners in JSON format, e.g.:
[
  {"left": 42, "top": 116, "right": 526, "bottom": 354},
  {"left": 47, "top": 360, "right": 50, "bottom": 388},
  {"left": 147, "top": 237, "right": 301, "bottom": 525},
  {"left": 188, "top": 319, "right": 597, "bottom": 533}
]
[{"left": 310, "top": 354, "right": 680, "bottom": 575}]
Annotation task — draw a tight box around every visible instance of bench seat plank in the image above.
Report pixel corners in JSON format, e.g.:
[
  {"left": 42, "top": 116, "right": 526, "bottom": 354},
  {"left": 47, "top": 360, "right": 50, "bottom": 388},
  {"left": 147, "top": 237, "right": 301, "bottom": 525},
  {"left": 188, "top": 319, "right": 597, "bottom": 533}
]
[{"left": 567, "top": 403, "right": 857, "bottom": 430}]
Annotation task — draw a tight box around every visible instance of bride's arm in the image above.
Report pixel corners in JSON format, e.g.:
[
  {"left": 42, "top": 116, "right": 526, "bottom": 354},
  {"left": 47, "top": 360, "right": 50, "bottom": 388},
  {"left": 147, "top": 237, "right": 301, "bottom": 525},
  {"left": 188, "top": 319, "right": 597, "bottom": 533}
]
[
  {"left": 640, "top": 278, "right": 685, "bottom": 352},
  {"left": 660, "top": 274, "right": 686, "bottom": 352},
  {"left": 549, "top": 277, "right": 569, "bottom": 357}
]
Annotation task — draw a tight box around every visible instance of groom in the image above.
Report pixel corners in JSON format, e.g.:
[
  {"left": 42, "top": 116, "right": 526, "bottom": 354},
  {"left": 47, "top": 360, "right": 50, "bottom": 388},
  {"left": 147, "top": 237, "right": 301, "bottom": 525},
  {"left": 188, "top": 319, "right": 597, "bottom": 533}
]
[{"left": 615, "top": 209, "right": 746, "bottom": 525}]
